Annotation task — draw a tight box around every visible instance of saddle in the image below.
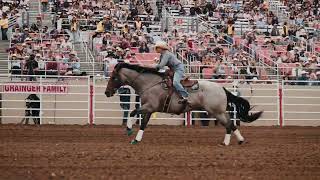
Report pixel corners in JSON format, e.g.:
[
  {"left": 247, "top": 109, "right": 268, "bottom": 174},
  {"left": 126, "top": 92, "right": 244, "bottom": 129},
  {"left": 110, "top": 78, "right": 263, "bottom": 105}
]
[
  {"left": 163, "top": 69, "right": 199, "bottom": 89},
  {"left": 161, "top": 69, "right": 198, "bottom": 113},
  {"left": 181, "top": 76, "right": 198, "bottom": 87}
]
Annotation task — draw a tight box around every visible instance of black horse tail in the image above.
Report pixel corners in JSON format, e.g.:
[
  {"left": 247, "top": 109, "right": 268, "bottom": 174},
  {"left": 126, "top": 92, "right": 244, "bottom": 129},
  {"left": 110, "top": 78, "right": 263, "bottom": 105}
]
[{"left": 223, "top": 87, "right": 263, "bottom": 123}]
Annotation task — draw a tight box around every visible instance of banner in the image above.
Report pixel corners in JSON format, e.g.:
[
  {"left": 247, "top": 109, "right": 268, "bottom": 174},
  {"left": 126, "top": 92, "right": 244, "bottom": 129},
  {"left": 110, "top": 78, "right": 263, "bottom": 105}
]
[{"left": 3, "top": 83, "right": 68, "bottom": 94}]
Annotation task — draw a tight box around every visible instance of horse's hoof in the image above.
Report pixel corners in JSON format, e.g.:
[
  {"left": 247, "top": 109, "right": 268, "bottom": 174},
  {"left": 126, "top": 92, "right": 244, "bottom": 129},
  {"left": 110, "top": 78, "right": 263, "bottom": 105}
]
[
  {"left": 127, "top": 129, "right": 134, "bottom": 136},
  {"left": 219, "top": 142, "right": 229, "bottom": 146},
  {"left": 130, "top": 139, "right": 139, "bottom": 145},
  {"left": 238, "top": 140, "right": 244, "bottom": 145}
]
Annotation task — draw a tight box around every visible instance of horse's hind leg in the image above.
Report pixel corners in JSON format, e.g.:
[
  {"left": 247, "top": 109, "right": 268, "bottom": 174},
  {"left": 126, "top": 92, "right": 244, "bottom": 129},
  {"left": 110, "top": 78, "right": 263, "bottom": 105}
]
[
  {"left": 214, "top": 113, "right": 234, "bottom": 146},
  {"left": 231, "top": 122, "right": 245, "bottom": 144},
  {"left": 215, "top": 113, "right": 244, "bottom": 145}
]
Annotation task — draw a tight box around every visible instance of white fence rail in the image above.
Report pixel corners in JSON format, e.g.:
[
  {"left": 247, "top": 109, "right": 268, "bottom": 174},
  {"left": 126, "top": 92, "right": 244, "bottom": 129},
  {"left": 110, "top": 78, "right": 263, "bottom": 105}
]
[{"left": 0, "top": 75, "right": 319, "bottom": 126}]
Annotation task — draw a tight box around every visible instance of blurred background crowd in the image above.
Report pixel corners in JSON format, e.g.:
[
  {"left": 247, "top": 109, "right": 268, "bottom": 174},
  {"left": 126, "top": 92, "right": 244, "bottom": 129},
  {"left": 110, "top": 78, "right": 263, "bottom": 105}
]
[{"left": 0, "top": 0, "right": 319, "bottom": 84}]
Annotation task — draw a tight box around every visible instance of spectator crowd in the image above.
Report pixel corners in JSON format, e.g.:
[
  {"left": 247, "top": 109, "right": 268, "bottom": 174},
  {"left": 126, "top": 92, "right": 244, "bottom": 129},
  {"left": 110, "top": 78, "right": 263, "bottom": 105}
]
[{"left": 2, "top": 0, "right": 320, "bottom": 84}]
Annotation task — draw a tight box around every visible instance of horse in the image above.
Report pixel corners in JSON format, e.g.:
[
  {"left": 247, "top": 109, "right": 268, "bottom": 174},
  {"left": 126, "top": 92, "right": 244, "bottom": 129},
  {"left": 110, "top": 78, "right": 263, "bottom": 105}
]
[{"left": 105, "top": 63, "right": 263, "bottom": 145}]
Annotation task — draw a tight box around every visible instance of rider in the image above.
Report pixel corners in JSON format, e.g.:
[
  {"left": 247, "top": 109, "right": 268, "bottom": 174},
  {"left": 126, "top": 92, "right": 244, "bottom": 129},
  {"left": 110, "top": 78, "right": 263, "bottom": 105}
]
[{"left": 153, "top": 41, "right": 189, "bottom": 104}]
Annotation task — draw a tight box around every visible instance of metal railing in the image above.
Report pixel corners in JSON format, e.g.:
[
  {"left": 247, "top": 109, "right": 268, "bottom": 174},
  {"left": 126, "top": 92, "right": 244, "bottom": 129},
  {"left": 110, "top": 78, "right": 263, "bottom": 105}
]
[{"left": 1, "top": 75, "right": 319, "bottom": 126}]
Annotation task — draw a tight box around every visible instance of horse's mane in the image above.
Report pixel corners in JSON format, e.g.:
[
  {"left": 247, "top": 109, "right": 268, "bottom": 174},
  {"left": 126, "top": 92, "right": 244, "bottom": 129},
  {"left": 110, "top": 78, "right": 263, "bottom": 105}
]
[{"left": 114, "top": 63, "right": 165, "bottom": 77}]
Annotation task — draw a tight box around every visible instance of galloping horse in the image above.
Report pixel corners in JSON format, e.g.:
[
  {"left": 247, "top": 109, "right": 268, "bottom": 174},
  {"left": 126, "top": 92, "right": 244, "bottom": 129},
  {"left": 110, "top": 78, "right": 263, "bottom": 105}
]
[{"left": 105, "top": 63, "right": 263, "bottom": 145}]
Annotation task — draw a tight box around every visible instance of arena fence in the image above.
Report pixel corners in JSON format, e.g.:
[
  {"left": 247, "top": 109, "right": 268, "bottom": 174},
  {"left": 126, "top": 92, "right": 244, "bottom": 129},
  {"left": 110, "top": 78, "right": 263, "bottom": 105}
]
[{"left": 0, "top": 75, "right": 319, "bottom": 126}]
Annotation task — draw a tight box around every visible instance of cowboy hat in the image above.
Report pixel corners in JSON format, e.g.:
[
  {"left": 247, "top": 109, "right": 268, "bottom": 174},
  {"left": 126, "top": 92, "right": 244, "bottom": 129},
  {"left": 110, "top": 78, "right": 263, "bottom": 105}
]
[
  {"left": 70, "top": 51, "right": 77, "bottom": 55},
  {"left": 154, "top": 41, "right": 169, "bottom": 50},
  {"left": 116, "top": 47, "right": 123, "bottom": 52}
]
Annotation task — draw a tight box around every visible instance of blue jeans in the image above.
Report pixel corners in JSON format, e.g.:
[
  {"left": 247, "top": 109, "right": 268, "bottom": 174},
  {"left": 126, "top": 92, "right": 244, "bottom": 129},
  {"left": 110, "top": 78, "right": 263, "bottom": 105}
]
[{"left": 173, "top": 64, "right": 189, "bottom": 98}]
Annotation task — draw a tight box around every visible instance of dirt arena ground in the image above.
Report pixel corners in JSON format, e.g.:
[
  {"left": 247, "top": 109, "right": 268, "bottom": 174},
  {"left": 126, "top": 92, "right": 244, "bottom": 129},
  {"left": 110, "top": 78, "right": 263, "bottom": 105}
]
[{"left": 0, "top": 125, "right": 319, "bottom": 180}]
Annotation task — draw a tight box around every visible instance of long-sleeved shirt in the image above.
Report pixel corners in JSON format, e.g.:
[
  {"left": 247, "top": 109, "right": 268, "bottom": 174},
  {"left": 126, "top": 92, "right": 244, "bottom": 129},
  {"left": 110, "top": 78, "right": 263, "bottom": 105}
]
[{"left": 155, "top": 50, "right": 182, "bottom": 70}]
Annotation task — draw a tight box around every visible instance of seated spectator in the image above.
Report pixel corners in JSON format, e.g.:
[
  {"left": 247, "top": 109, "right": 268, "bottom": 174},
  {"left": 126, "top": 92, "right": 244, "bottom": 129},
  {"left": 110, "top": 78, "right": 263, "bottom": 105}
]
[
  {"left": 316, "top": 71, "right": 320, "bottom": 85},
  {"left": 46, "top": 57, "right": 58, "bottom": 75},
  {"left": 41, "top": 0, "right": 49, "bottom": 12},
  {"left": 120, "top": 37, "right": 131, "bottom": 50},
  {"left": 10, "top": 54, "right": 21, "bottom": 74},
  {"left": 96, "top": 20, "right": 104, "bottom": 33},
  {"left": 297, "top": 71, "right": 309, "bottom": 85},
  {"left": 287, "top": 41, "right": 295, "bottom": 52},
  {"left": 35, "top": 53, "right": 45, "bottom": 75},
  {"left": 214, "top": 59, "right": 226, "bottom": 79},
  {"left": 71, "top": 58, "right": 81, "bottom": 75},
  {"left": 138, "top": 42, "right": 150, "bottom": 53},
  {"left": 114, "top": 47, "right": 124, "bottom": 60},
  {"left": 122, "top": 24, "right": 130, "bottom": 34},
  {"left": 59, "top": 58, "right": 69, "bottom": 75},
  {"left": 104, "top": 16, "right": 113, "bottom": 32},
  {"left": 271, "top": 25, "right": 280, "bottom": 36},
  {"left": 247, "top": 62, "right": 259, "bottom": 79},
  {"left": 130, "top": 35, "right": 140, "bottom": 47},
  {"left": 134, "top": 17, "right": 143, "bottom": 31},
  {"left": 102, "top": 33, "right": 112, "bottom": 46},
  {"left": 61, "top": 36, "right": 72, "bottom": 49}
]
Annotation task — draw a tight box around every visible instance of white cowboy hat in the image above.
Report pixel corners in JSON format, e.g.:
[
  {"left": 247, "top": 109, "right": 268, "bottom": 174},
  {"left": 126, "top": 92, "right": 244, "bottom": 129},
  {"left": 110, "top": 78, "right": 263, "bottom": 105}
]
[
  {"left": 155, "top": 41, "right": 169, "bottom": 50},
  {"left": 116, "top": 47, "right": 123, "bottom": 52}
]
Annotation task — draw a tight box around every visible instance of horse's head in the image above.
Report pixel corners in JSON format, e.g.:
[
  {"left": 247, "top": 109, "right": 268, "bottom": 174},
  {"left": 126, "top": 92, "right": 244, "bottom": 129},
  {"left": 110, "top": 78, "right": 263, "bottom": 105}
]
[{"left": 105, "top": 69, "right": 123, "bottom": 97}]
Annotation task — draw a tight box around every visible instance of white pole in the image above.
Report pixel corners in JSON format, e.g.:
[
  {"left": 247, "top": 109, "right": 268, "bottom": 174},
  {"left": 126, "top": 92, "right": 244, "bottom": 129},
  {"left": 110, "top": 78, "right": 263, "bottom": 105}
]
[
  {"left": 92, "top": 76, "right": 96, "bottom": 124},
  {"left": 184, "top": 112, "right": 187, "bottom": 126},
  {"left": 139, "top": 97, "right": 142, "bottom": 125},
  {"left": 39, "top": 76, "right": 43, "bottom": 124},
  {"left": 87, "top": 76, "right": 90, "bottom": 124},
  {"left": 277, "top": 79, "right": 280, "bottom": 126},
  {"left": 281, "top": 80, "right": 285, "bottom": 127}
]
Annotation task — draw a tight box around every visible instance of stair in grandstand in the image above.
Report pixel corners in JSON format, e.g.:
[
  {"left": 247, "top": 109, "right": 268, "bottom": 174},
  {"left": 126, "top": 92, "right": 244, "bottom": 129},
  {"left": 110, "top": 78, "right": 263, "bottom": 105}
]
[
  {"left": 0, "top": 40, "right": 10, "bottom": 75},
  {"left": 73, "top": 43, "right": 102, "bottom": 76},
  {"left": 41, "top": 12, "right": 54, "bottom": 28},
  {"left": 267, "top": 0, "right": 289, "bottom": 23},
  {"left": 27, "top": 0, "right": 41, "bottom": 25},
  {"left": 149, "top": 0, "right": 158, "bottom": 17}
]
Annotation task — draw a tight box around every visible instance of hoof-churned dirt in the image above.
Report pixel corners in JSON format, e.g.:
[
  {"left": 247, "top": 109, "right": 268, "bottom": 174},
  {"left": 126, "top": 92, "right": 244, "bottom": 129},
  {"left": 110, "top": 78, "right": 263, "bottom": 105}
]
[{"left": 0, "top": 125, "right": 319, "bottom": 180}]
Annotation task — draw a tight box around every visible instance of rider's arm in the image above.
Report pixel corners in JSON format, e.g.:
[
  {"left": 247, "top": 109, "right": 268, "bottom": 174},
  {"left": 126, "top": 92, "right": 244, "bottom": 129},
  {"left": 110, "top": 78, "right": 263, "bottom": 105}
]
[{"left": 155, "top": 53, "right": 169, "bottom": 70}]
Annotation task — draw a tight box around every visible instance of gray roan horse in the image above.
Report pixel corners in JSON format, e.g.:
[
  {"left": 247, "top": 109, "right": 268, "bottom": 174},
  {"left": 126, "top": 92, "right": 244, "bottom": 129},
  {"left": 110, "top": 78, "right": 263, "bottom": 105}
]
[{"left": 105, "top": 63, "right": 263, "bottom": 145}]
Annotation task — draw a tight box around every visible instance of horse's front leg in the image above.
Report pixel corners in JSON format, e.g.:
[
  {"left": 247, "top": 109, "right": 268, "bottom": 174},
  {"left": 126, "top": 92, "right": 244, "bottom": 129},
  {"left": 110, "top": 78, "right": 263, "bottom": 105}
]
[
  {"left": 131, "top": 112, "right": 152, "bottom": 144},
  {"left": 126, "top": 108, "right": 147, "bottom": 136},
  {"left": 126, "top": 109, "right": 138, "bottom": 136}
]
